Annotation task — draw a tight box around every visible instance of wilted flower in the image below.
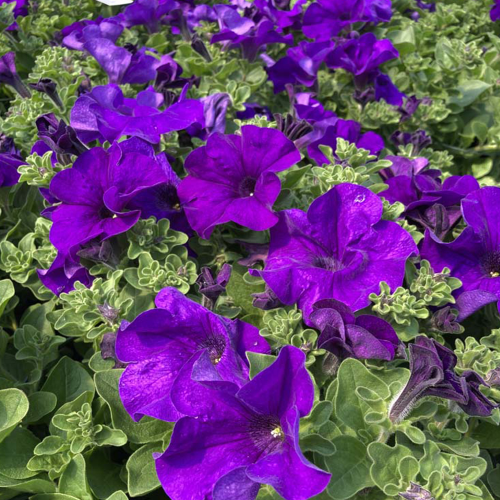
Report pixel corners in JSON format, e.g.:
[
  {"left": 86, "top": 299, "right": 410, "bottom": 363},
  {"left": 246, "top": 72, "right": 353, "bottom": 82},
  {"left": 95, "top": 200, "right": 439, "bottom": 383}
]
[
  {"left": 251, "top": 183, "right": 417, "bottom": 317},
  {"left": 155, "top": 345, "right": 331, "bottom": 500},
  {"left": 178, "top": 125, "right": 300, "bottom": 238},
  {"left": 389, "top": 336, "right": 496, "bottom": 422},
  {"left": 0, "top": 141, "right": 23, "bottom": 187},
  {"left": 399, "top": 482, "right": 435, "bottom": 500},
  {"left": 0, "top": 51, "right": 31, "bottom": 98},
  {"left": 116, "top": 287, "right": 269, "bottom": 422},
  {"left": 196, "top": 263, "right": 232, "bottom": 304},
  {"left": 36, "top": 113, "right": 87, "bottom": 158},
  {"left": 309, "top": 298, "right": 401, "bottom": 361}
]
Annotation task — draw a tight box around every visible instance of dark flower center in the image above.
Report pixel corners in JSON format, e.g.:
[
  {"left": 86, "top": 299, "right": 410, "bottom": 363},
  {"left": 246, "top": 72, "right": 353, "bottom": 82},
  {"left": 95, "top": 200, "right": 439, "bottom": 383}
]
[
  {"left": 482, "top": 251, "right": 500, "bottom": 278},
  {"left": 98, "top": 206, "right": 113, "bottom": 220},
  {"left": 239, "top": 177, "right": 257, "bottom": 198},
  {"left": 313, "top": 255, "right": 344, "bottom": 272},
  {"left": 155, "top": 184, "right": 181, "bottom": 211},
  {"left": 199, "top": 334, "right": 226, "bottom": 365},
  {"left": 247, "top": 414, "right": 285, "bottom": 452}
]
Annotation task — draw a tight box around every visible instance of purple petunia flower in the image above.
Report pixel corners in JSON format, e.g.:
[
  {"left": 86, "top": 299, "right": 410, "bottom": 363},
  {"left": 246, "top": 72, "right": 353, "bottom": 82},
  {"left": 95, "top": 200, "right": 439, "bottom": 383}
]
[
  {"left": 35, "top": 113, "right": 87, "bottom": 159},
  {"left": 119, "top": 0, "right": 176, "bottom": 33},
  {"left": 62, "top": 17, "right": 123, "bottom": 51},
  {"left": 389, "top": 336, "right": 496, "bottom": 422},
  {"left": 421, "top": 187, "right": 500, "bottom": 313},
  {"left": 296, "top": 115, "right": 385, "bottom": 165},
  {"left": 0, "top": 51, "right": 31, "bottom": 98},
  {"left": 309, "top": 298, "right": 401, "bottom": 360},
  {"left": 492, "top": 0, "right": 500, "bottom": 21},
  {"left": 127, "top": 158, "right": 191, "bottom": 234},
  {"left": 325, "top": 33, "right": 399, "bottom": 88},
  {"left": 380, "top": 157, "right": 480, "bottom": 239},
  {"left": 155, "top": 345, "right": 331, "bottom": 500},
  {"left": 374, "top": 73, "right": 405, "bottom": 106},
  {"left": 303, "top": 0, "right": 392, "bottom": 41},
  {"left": 250, "top": 183, "right": 417, "bottom": 317},
  {"left": 48, "top": 138, "right": 174, "bottom": 253},
  {"left": 211, "top": 5, "right": 293, "bottom": 62},
  {"left": 70, "top": 84, "right": 203, "bottom": 144},
  {"left": 253, "top": 0, "right": 306, "bottom": 30},
  {"left": 236, "top": 102, "right": 273, "bottom": 120},
  {"left": 391, "top": 129, "right": 432, "bottom": 155},
  {"left": 37, "top": 251, "right": 93, "bottom": 296},
  {"left": 116, "top": 287, "right": 270, "bottom": 422},
  {"left": 266, "top": 41, "right": 334, "bottom": 94},
  {"left": 84, "top": 39, "right": 170, "bottom": 85},
  {"left": 178, "top": 125, "right": 300, "bottom": 238},
  {"left": 0, "top": 139, "right": 23, "bottom": 187}
]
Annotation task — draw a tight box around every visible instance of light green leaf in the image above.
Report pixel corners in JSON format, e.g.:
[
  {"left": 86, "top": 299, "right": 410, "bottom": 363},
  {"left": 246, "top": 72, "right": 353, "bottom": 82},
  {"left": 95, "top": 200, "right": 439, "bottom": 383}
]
[
  {"left": 0, "top": 388, "right": 29, "bottom": 443},
  {"left": 247, "top": 352, "right": 276, "bottom": 379},
  {"left": 324, "top": 435, "right": 373, "bottom": 500},
  {"left": 58, "top": 454, "right": 93, "bottom": 500},
  {"left": 449, "top": 81, "right": 491, "bottom": 108},
  {"left": 126, "top": 442, "right": 163, "bottom": 496},
  {"left": 41, "top": 357, "right": 95, "bottom": 410},
  {"left": 368, "top": 442, "right": 419, "bottom": 496},
  {"left": 24, "top": 392, "right": 57, "bottom": 424},
  {"left": 0, "top": 427, "right": 39, "bottom": 480},
  {"left": 0, "top": 280, "right": 14, "bottom": 317}
]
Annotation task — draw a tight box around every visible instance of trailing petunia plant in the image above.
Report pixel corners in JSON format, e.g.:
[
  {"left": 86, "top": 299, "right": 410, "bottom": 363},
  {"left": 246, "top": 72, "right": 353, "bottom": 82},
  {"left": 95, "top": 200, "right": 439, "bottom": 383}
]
[{"left": 2, "top": 0, "right": 500, "bottom": 499}]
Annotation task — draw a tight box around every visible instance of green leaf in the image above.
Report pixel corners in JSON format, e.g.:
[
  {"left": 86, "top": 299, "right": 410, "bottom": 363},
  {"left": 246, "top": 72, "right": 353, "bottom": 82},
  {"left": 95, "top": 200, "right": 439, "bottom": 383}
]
[
  {"left": 488, "top": 465, "right": 500, "bottom": 496},
  {"left": 41, "top": 357, "right": 95, "bottom": 410},
  {"left": 94, "top": 370, "right": 171, "bottom": 444},
  {"left": 388, "top": 26, "right": 416, "bottom": 55},
  {"left": 323, "top": 436, "right": 373, "bottom": 500},
  {"left": 126, "top": 442, "right": 163, "bottom": 496},
  {"left": 299, "top": 434, "right": 336, "bottom": 456},
  {"left": 225, "top": 263, "right": 265, "bottom": 316},
  {"left": 449, "top": 81, "right": 491, "bottom": 108},
  {"left": 247, "top": 352, "right": 276, "bottom": 379},
  {"left": 24, "top": 392, "right": 57, "bottom": 424},
  {"left": 0, "top": 388, "right": 29, "bottom": 443},
  {"left": 58, "top": 454, "right": 93, "bottom": 500},
  {"left": 0, "top": 473, "right": 56, "bottom": 494},
  {"left": 334, "top": 359, "right": 389, "bottom": 438},
  {"left": 300, "top": 401, "right": 333, "bottom": 434},
  {"left": 0, "top": 280, "right": 14, "bottom": 317},
  {"left": 0, "top": 427, "right": 39, "bottom": 480},
  {"left": 105, "top": 493, "right": 128, "bottom": 500},
  {"left": 30, "top": 495, "right": 80, "bottom": 500},
  {"left": 86, "top": 448, "right": 127, "bottom": 500},
  {"left": 368, "top": 442, "right": 419, "bottom": 496}
]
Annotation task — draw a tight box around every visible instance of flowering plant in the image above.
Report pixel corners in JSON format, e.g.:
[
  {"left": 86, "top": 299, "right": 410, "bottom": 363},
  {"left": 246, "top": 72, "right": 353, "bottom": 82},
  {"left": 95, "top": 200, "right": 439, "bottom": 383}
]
[{"left": 2, "top": 0, "right": 500, "bottom": 499}]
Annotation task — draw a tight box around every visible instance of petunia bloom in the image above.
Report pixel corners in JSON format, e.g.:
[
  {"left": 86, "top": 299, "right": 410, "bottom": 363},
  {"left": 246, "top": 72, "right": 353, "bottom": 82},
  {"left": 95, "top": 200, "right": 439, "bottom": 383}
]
[
  {"left": 251, "top": 183, "right": 417, "bottom": 317},
  {"left": 303, "top": 0, "right": 392, "bottom": 41},
  {"left": 62, "top": 17, "right": 123, "bottom": 51},
  {"left": 37, "top": 251, "right": 93, "bottom": 296},
  {"left": 389, "top": 336, "right": 496, "bottom": 422},
  {"left": 48, "top": 138, "right": 174, "bottom": 253},
  {"left": 116, "top": 287, "right": 269, "bottom": 422},
  {"left": 266, "top": 41, "right": 334, "bottom": 94},
  {"left": 380, "top": 156, "right": 479, "bottom": 239},
  {"left": 309, "top": 298, "right": 401, "bottom": 360},
  {"left": 178, "top": 125, "right": 300, "bottom": 238},
  {"left": 491, "top": 0, "right": 500, "bottom": 21},
  {"left": 420, "top": 187, "right": 500, "bottom": 311},
  {"left": 84, "top": 40, "right": 170, "bottom": 85},
  {"left": 70, "top": 84, "right": 203, "bottom": 144},
  {"left": 325, "top": 33, "right": 399, "bottom": 88},
  {"left": 211, "top": 5, "right": 293, "bottom": 62},
  {"left": 0, "top": 140, "right": 23, "bottom": 187},
  {"left": 155, "top": 345, "right": 331, "bottom": 500}
]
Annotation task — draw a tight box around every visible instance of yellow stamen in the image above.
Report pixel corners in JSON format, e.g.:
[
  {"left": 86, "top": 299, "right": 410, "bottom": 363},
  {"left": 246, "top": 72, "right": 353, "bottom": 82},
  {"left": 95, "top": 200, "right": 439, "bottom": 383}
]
[{"left": 271, "top": 426, "right": 284, "bottom": 439}]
